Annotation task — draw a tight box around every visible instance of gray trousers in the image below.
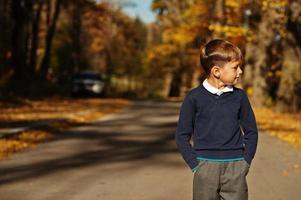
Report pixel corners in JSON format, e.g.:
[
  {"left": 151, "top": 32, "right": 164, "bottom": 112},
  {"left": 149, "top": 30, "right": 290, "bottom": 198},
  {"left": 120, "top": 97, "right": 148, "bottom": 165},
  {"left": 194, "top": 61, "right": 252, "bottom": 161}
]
[{"left": 193, "top": 160, "right": 250, "bottom": 200}]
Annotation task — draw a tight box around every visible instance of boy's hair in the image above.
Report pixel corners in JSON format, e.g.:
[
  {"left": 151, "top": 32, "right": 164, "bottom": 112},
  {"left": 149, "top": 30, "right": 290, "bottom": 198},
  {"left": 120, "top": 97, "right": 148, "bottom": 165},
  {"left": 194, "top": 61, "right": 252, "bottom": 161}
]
[{"left": 200, "top": 39, "right": 243, "bottom": 75}]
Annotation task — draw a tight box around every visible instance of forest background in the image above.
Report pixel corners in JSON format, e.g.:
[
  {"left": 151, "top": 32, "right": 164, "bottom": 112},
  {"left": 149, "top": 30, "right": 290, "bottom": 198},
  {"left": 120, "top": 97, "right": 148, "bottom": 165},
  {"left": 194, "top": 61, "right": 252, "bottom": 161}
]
[{"left": 0, "top": 0, "right": 301, "bottom": 113}]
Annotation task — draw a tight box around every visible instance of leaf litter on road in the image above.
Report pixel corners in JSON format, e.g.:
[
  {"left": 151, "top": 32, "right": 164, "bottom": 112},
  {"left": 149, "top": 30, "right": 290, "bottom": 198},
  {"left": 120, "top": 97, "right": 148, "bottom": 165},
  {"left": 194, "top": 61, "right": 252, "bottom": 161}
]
[{"left": 0, "top": 98, "right": 129, "bottom": 160}]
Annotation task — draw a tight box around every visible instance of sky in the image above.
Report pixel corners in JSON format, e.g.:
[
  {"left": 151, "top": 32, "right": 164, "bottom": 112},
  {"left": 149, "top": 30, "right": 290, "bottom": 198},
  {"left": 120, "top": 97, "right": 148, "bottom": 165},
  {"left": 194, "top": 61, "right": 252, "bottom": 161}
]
[{"left": 121, "top": 0, "right": 156, "bottom": 23}]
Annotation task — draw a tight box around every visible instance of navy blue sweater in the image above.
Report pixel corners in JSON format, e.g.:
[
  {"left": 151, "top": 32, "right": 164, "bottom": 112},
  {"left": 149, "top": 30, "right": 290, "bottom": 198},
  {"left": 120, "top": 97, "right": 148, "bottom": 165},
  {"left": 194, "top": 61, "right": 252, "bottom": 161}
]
[{"left": 175, "top": 84, "right": 258, "bottom": 170}]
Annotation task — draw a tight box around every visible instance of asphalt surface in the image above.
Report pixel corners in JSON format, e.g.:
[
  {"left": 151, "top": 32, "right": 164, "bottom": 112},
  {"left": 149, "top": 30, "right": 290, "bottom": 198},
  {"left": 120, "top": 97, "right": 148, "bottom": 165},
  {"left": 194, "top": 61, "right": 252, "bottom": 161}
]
[{"left": 0, "top": 101, "right": 300, "bottom": 200}]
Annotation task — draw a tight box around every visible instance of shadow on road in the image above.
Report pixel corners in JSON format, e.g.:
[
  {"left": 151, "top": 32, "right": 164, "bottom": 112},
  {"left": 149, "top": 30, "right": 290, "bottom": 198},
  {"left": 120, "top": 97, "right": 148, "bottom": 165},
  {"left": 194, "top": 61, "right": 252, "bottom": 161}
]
[{"left": 0, "top": 101, "right": 184, "bottom": 185}]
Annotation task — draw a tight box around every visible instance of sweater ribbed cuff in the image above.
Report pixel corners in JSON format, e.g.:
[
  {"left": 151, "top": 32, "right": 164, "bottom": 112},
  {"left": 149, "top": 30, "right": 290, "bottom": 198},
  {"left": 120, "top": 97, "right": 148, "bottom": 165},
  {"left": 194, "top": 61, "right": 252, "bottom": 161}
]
[
  {"left": 188, "top": 158, "right": 199, "bottom": 170},
  {"left": 192, "top": 165, "right": 199, "bottom": 173},
  {"left": 244, "top": 155, "right": 253, "bottom": 166}
]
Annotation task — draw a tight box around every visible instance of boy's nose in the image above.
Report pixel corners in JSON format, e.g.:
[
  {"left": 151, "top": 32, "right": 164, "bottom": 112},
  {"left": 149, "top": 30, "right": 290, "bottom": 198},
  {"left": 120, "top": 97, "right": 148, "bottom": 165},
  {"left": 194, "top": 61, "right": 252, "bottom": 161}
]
[{"left": 238, "top": 67, "right": 243, "bottom": 75}]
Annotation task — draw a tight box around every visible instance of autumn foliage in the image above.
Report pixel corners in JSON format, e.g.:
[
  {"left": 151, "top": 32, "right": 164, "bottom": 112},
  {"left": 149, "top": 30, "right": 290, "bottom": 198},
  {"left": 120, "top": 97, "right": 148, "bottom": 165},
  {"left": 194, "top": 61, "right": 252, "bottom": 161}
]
[{"left": 0, "top": 98, "right": 129, "bottom": 160}]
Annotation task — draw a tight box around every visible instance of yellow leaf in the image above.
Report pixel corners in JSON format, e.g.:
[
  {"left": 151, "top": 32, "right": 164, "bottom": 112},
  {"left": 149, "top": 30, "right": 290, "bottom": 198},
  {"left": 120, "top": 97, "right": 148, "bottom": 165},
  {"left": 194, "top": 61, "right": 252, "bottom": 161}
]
[{"left": 282, "top": 169, "right": 289, "bottom": 176}]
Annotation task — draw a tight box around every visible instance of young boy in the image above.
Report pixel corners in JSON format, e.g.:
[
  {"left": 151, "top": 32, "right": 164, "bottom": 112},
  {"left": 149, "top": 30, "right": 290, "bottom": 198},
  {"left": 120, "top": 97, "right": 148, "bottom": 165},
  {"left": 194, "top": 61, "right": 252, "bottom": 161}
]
[{"left": 175, "top": 39, "right": 258, "bottom": 200}]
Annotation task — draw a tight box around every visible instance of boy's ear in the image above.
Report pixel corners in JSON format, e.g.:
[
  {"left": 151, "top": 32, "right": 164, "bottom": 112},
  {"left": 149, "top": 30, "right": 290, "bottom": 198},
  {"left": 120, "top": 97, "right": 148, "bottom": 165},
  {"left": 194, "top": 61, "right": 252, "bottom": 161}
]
[{"left": 211, "top": 66, "right": 221, "bottom": 78}]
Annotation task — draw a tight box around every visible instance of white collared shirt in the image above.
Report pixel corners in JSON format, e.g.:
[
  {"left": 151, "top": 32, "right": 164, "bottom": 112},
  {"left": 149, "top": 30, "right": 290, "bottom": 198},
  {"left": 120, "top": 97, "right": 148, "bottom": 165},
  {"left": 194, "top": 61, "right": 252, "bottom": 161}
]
[{"left": 202, "top": 79, "right": 233, "bottom": 96}]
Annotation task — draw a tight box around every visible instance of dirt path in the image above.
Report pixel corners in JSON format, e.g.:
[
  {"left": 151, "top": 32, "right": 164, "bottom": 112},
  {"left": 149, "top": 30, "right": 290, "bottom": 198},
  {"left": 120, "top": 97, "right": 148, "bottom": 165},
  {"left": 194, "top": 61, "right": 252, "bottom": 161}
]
[{"left": 0, "top": 101, "right": 300, "bottom": 200}]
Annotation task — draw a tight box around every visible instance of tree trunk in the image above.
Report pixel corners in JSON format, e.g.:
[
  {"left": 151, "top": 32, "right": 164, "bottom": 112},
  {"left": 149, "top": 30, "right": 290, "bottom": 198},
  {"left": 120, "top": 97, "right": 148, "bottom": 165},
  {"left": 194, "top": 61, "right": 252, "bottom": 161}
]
[
  {"left": 104, "top": 48, "right": 113, "bottom": 93},
  {"left": 39, "top": 0, "right": 62, "bottom": 80},
  {"left": 276, "top": 37, "right": 301, "bottom": 112},
  {"left": 244, "top": 42, "right": 267, "bottom": 107},
  {"left": 244, "top": 7, "right": 277, "bottom": 107},
  {"left": 71, "top": 0, "right": 83, "bottom": 74},
  {"left": 29, "top": 0, "right": 44, "bottom": 75},
  {"left": 168, "top": 50, "right": 186, "bottom": 97},
  {"left": 11, "top": 0, "right": 27, "bottom": 80},
  {"left": 0, "top": 0, "right": 11, "bottom": 75},
  {"left": 213, "top": 0, "right": 225, "bottom": 23}
]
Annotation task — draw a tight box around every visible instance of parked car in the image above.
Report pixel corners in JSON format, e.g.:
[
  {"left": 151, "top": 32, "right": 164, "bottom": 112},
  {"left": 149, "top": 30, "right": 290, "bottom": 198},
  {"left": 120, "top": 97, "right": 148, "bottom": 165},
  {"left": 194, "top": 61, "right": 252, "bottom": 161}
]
[{"left": 72, "top": 71, "right": 105, "bottom": 97}]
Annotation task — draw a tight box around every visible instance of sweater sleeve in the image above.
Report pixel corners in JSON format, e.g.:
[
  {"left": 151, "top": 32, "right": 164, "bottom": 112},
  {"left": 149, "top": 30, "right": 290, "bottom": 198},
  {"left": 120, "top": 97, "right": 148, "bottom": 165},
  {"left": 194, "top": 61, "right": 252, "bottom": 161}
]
[
  {"left": 175, "top": 93, "right": 199, "bottom": 170},
  {"left": 239, "top": 91, "right": 258, "bottom": 166}
]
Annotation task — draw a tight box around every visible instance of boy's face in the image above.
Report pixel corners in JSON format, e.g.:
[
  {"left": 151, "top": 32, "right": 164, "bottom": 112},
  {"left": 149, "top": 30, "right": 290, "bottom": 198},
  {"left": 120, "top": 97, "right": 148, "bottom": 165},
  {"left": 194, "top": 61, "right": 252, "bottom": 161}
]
[{"left": 218, "top": 60, "right": 243, "bottom": 86}]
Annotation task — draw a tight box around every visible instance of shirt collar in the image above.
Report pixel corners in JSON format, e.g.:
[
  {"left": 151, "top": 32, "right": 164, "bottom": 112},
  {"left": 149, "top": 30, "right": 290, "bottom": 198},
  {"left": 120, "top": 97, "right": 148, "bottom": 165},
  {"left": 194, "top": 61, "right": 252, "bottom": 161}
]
[{"left": 202, "top": 78, "right": 233, "bottom": 96}]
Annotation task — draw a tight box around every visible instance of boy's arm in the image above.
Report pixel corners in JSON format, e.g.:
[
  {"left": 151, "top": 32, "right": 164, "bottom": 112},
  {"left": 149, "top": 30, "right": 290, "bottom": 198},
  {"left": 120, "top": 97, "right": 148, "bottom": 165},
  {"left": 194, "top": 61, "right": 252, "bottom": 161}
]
[
  {"left": 175, "top": 94, "right": 199, "bottom": 171},
  {"left": 239, "top": 91, "right": 258, "bottom": 166}
]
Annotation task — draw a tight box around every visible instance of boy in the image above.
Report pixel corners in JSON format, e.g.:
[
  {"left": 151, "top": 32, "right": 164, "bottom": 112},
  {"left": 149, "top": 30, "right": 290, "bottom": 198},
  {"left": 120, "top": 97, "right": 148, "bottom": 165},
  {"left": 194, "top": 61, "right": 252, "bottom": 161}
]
[{"left": 175, "top": 39, "right": 258, "bottom": 200}]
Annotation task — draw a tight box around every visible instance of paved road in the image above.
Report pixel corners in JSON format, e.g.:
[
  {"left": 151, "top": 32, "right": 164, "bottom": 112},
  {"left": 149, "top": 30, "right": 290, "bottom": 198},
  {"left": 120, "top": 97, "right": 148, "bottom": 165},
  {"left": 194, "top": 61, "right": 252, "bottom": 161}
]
[{"left": 0, "top": 101, "right": 300, "bottom": 200}]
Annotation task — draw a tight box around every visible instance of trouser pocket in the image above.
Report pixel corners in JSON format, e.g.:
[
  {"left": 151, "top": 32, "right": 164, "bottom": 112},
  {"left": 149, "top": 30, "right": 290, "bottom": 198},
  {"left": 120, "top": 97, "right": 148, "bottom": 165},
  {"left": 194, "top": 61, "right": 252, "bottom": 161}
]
[
  {"left": 194, "top": 160, "right": 207, "bottom": 173},
  {"left": 242, "top": 160, "right": 250, "bottom": 175},
  {"left": 193, "top": 161, "right": 220, "bottom": 200}
]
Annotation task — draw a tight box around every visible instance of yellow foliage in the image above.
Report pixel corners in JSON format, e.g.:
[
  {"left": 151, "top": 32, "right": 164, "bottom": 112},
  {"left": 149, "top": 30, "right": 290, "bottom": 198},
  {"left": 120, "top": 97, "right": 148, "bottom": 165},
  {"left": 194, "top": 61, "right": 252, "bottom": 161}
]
[
  {"left": 183, "top": 3, "right": 208, "bottom": 19},
  {"left": 209, "top": 24, "right": 248, "bottom": 37},
  {"left": 267, "top": 71, "right": 273, "bottom": 77},
  {"left": 246, "top": 87, "right": 253, "bottom": 96},
  {"left": 282, "top": 169, "right": 289, "bottom": 176},
  {"left": 0, "top": 130, "right": 53, "bottom": 160},
  {"left": 225, "top": 0, "right": 240, "bottom": 8},
  {"left": 0, "top": 98, "right": 130, "bottom": 160},
  {"left": 0, "top": 139, "right": 33, "bottom": 159},
  {"left": 17, "top": 131, "right": 53, "bottom": 143},
  {"left": 146, "top": 44, "right": 176, "bottom": 62},
  {"left": 275, "top": 70, "right": 282, "bottom": 77},
  {"left": 261, "top": 0, "right": 288, "bottom": 10},
  {"left": 162, "top": 28, "right": 192, "bottom": 46},
  {"left": 67, "top": 111, "right": 107, "bottom": 123},
  {"left": 254, "top": 107, "right": 301, "bottom": 149},
  {"left": 293, "top": 164, "right": 300, "bottom": 170},
  {"left": 0, "top": 99, "right": 129, "bottom": 123}
]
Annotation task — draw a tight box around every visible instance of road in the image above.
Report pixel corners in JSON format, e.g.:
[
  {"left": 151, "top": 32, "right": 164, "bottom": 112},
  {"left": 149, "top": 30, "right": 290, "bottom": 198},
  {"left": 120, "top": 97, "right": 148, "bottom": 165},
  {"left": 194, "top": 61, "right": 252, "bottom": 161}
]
[{"left": 0, "top": 101, "right": 300, "bottom": 200}]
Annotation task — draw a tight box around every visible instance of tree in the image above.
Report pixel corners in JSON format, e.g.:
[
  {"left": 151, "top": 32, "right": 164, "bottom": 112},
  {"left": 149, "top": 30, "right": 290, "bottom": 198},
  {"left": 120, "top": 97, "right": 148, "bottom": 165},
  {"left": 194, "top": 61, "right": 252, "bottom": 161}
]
[
  {"left": 276, "top": 0, "right": 301, "bottom": 112},
  {"left": 39, "top": 0, "right": 62, "bottom": 80},
  {"left": 150, "top": 0, "right": 210, "bottom": 97},
  {"left": 0, "top": 0, "right": 12, "bottom": 80},
  {"left": 244, "top": 0, "right": 301, "bottom": 112},
  {"left": 10, "top": 0, "right": 31, "bottom": 81},
  {"left": 28, "top": 0, "right": 44, "bottom": 75}
]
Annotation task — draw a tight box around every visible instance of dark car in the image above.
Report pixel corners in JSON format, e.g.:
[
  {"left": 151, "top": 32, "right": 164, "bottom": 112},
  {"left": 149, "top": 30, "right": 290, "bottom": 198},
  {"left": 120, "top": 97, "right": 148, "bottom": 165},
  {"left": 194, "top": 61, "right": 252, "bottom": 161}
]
[{"left": 72, "top": 71, "right": 105, "bottom": 97}]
